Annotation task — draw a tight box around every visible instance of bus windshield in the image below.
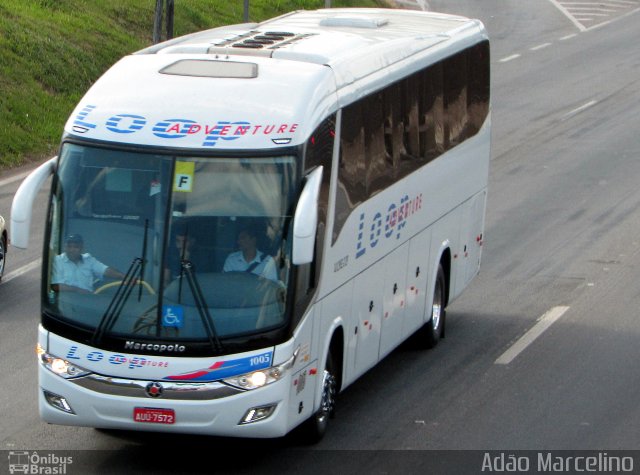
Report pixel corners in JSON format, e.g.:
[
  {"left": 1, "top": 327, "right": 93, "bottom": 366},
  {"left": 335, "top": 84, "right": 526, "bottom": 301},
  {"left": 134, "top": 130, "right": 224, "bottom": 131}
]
[{"left": 44, "top": 143, "right": 297, "bottom": 352}]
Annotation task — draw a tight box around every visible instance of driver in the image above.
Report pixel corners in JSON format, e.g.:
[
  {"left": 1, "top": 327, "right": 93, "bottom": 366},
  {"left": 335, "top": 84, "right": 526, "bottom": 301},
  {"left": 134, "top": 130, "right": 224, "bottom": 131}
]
[
  {"left": 51, "top": 234, "right": 125, "bottom": 294},
  {"left": 223, "top": 227, "right": 279, "bottom": 283}
]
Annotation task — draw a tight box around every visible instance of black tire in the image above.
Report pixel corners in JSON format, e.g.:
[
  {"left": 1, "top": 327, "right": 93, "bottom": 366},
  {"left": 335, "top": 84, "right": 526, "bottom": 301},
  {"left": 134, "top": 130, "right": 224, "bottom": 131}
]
[
  {"left": 421, "top": 264, "right": 446, "bottom": 349},
  {"left": 300, "top": 351, "right": 337, "bottom": 443},
  {"left": 0, "top": 235, "right": 6, "bottom": 282}
]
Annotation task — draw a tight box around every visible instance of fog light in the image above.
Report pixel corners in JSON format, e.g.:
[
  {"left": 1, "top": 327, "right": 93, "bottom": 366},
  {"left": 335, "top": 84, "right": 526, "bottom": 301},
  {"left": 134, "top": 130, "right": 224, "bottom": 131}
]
[
  {"left": 43, "top": 390, "right": 75, "bottom": 414},
  {"left": 239, "top": 404, "right": 277, "bottom": 424}
]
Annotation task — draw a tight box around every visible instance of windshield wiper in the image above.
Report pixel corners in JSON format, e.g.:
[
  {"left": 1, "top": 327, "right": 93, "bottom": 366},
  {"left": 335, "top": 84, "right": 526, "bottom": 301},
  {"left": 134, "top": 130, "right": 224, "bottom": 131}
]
[
  {"left": 93, "top": 220, "right": 150, "bottom": 345},
  {"left": 181, "top": 260, "right": 224, "bottom": 354},
  {"left": 92, "top": 257, "right": 143, "bottom": 345},
  {"left": 137, "top": 219, "right": 149, "bottom": 301}
]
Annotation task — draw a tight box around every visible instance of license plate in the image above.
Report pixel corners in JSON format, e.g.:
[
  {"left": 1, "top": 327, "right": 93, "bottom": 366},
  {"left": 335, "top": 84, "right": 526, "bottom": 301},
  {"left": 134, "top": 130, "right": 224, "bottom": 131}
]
[{"left": 133, "top": 407, "right": 175, "bottom": 424}]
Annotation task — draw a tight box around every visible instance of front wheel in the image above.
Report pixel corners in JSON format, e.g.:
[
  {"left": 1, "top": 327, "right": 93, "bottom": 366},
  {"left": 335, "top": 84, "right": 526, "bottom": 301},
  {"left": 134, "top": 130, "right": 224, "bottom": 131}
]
[{"left": 300, "top": 352, "right": 337, "bottom": 443}]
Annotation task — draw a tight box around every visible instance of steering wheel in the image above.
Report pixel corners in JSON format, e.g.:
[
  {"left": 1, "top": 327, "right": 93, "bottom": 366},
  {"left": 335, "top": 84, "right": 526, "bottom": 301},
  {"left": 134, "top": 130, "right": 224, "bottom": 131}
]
[{"left": 94, "top": 279, "right": 156, "bottom": 295}]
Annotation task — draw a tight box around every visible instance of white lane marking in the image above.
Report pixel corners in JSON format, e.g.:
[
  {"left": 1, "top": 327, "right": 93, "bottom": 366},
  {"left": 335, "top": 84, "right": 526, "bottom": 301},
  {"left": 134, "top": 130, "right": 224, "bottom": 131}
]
[
  {"left": 587, "top": 6, "right": 640, "bottom": 30},
  {"left": 548, "top": 0, "right": 588, "bottom": 31},
  {"left": 495, "top": 306, "right": 570, "bottom": 365},
  {"left": 564, "top": 0, "right": 637, "bottom": 3},
  {"left": 551, "top": 0, "right": 640, "bottom": 31},
  {"left": 559, "top": 33, "right": 578, "bottom": 40},
  {"left": 2, "top": 259, "right": 42, "bottom": 284},
  {"left": 568, "top": 7, "right": 618, "bottom": 12},
  {"left": 530, "top": 42, "right": 552, "bottom": 51},
  {"left": 499, "top": 54, "right": 521, "bottom": 63},
  {"left": 561, "top": 99, "right": 598, "bottom": 120},
  {"left": 573, "top": 12, "right": 612, "bottom": 16}
]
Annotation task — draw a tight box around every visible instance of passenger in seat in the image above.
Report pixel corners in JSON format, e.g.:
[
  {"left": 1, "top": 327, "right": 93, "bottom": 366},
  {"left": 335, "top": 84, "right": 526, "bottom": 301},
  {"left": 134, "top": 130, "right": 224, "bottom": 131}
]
[
  {"left": 165, "top": 224, "right": 208, "bottom": 281},
  {"left": 223, "top": 227, "right": 279, "bottom": 283}
]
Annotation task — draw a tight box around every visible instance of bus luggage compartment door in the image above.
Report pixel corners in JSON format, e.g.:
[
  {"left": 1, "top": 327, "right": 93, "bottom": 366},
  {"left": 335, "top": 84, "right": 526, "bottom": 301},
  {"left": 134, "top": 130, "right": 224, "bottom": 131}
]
[{"left": 352, "top": 259, "right": 385, "bottom": 379}]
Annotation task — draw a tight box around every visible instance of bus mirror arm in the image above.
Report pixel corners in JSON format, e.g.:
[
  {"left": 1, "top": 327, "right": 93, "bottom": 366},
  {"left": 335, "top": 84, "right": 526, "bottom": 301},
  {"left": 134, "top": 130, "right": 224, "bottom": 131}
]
[
  {"left": 10, "top": 157, "right": 56, "bottom": 249},
  {"left": 292, "top": 166, "right": 323, "bottom": 265}
]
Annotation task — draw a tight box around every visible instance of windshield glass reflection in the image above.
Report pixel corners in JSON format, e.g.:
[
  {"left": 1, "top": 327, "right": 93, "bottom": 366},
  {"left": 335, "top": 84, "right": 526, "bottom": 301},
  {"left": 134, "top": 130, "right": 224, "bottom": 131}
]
[{"left": 45, "top": 145, "right": 296, "bottom": 348}]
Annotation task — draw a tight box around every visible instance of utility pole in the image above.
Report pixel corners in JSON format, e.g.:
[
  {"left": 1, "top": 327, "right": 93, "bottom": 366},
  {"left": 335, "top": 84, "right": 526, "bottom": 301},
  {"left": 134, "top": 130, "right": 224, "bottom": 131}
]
[
  {"left": 244, "top": 0, "right": 249, "bottom": 22},
  {"left": 153, "top": 0, "right": 175, "bottom": 44},
  {"left": 166, "top": 0, "right": 174, "bottom": 41}
]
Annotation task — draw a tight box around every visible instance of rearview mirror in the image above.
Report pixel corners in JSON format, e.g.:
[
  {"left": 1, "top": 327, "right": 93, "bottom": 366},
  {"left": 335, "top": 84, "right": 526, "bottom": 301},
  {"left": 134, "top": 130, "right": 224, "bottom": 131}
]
[
  {"left": 11, "top": 157, "right": 56, "bottom": 249},
  {"left": 292, "top": 166, "right": 323, "bottom": 265}
]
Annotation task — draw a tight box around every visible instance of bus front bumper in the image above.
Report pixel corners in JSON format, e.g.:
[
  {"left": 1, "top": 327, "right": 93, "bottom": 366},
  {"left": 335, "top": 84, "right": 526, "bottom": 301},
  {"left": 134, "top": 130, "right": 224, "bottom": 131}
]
[{"left": 38, "top": 365, "right": 293, "bottom": 438}]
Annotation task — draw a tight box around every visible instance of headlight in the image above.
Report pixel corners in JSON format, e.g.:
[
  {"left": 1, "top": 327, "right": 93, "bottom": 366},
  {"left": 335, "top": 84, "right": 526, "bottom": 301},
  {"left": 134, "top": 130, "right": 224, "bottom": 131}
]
[
  {"left": 223, "top": 350, "right": 297, "bottom": 390},
  {"left": 36, "top": 343, "right": 91, "bottom": 379}
]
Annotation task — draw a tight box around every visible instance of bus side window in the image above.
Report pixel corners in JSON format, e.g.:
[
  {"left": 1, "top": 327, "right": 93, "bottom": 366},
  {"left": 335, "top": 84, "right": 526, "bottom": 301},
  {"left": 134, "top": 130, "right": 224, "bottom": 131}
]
[
  {"left": 384, "top": 82, "right": 403, "bottom": 173},
  {"left": 363, "top": 91, "right": 388, "bottom": 197},
  {"left": 334, "top": 103, "right": 366, "bottom": 245},
  {"left": 423, "top": 62, "right": 445, "bottom": 162},
  {"left": 467, "top": 41, "right": 490, "bottom": 136},
  {"left": 445, "top": 49, "right": 469, "bottom": 148},
  {"left": 332, "top": 42, "right": 488, "bottom": 246}
]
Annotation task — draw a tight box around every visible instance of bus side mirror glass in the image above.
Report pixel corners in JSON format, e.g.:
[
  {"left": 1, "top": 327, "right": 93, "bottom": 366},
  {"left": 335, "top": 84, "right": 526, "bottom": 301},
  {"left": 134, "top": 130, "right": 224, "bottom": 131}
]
[
  {"left": 11, "top": 157, "right": 57, "bottom": 249},
  {"left": 292, "top": 166, "right": 323, "bottom": 265}
]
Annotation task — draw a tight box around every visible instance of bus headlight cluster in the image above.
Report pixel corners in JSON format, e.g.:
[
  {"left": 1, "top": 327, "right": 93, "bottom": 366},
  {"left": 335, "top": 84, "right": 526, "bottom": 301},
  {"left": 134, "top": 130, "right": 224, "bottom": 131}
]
[
  {"left": 223, "top": 352, "right": 297, "bottom": 390},
  {"left": 223, "top": 365, "right": 285, "bottom": 390},
  {"left": 36, "top": 344, "right": 91, "bottom": 379}
]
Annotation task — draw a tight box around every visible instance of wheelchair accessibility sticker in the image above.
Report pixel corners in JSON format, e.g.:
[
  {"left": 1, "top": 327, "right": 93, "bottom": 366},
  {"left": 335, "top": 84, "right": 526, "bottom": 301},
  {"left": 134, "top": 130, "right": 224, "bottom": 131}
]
[{"left": 162, "top": 305, "right": 184, "bottom": 328}]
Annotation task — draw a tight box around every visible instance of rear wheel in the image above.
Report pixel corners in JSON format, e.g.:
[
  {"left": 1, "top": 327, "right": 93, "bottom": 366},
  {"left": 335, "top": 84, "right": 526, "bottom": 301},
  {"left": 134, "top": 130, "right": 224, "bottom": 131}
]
[{"left": 421, "top": 264, "right": 446, "bottom": 349}]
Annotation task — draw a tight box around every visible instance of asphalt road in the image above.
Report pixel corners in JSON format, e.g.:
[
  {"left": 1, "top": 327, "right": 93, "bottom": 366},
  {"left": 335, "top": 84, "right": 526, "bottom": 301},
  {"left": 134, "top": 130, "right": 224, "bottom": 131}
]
[{"left": 1, "top": 1, "right": 639, "bottom": 473}]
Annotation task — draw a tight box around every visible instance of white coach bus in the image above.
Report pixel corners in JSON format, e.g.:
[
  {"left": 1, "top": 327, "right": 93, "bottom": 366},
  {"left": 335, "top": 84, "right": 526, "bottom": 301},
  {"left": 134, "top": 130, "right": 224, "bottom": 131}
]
[{"left": 12, "top": 8, "right": 490, "bottom": 441}]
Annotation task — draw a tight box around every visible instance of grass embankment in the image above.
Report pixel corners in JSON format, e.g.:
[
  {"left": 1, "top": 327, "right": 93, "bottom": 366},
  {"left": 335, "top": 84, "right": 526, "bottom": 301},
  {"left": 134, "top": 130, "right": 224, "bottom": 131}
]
[{"left": 0, "top": 0, "right": 389, "bottom": 170}]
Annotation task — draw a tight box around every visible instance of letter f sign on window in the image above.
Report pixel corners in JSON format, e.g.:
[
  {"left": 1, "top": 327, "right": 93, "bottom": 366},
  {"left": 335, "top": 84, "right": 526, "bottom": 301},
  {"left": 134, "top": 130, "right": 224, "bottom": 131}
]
[{"left": 174, "top": 161, "right": 195, "bottom": 192}]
